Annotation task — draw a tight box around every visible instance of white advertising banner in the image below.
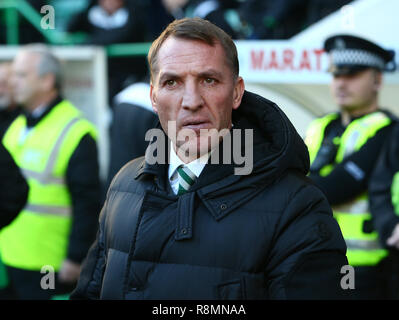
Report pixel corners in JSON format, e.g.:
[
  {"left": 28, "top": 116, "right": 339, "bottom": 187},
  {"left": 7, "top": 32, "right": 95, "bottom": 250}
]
[{"left": 236, "top": 41, "right": 331, "bottom": 84}]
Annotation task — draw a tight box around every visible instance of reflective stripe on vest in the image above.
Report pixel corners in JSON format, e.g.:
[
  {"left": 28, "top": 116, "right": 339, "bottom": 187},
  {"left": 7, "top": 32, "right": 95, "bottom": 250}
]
[
  {"left": 306, "top": 111, "right": 392, "bottom": 266},
  {"left": 20, "top": 117, "right": 80, "bottom": 187},
  {"left": 335, "top": 112, "right": 391, "bottom": 163},
  {"left": 0, "top": 100, "right": 97, "bottom": 271},
  {"left": 391, "top": 171, "right": 399, "bottom": 215},
  {"left": 343, "top": 235, "right": 388, "bottom": 265},
  {"left": 345, "top": 249, "right": 389, "bottom": 266},
  {"left": 25, "top": 204, "right": 71, "bottom": 217},
  {"left": 305, "top": 113, "right": 339, "bottom": 165}
]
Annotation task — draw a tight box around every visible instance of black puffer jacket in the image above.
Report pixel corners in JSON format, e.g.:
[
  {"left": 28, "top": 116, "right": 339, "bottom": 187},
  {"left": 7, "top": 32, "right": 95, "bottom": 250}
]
[{"left": 72, "top": 91, "right": 348, "bottom": 300}]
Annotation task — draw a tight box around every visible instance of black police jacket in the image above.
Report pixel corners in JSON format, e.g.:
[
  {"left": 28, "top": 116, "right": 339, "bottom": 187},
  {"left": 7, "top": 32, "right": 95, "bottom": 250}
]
[{"left": 71, "top": 91, "right": 348, "bottom": 300}]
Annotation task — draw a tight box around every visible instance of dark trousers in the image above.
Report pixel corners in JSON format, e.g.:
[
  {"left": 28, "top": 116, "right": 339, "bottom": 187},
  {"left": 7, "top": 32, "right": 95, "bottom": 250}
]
[{"left": 0, "top": 266, "right": 76, "bottom": 300}]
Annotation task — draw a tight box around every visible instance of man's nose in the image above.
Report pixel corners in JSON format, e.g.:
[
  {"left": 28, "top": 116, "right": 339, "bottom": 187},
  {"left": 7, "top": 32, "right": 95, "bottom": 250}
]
[{"left": 181, "top": 81, "right": 204, "bottom": 110}]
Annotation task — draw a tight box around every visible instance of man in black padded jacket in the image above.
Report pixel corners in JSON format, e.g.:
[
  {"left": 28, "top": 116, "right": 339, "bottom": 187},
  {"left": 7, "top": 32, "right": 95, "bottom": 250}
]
[{"left": 72, "top": 18, "right": 348, "bottom": 300}]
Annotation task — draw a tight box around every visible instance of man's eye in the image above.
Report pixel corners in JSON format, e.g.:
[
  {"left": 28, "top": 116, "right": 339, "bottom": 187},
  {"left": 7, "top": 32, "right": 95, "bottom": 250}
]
[
  {"left": 165, "top": 79, "right": 176, "bottom": 86},
  {"left": 204, "top": 78, "right": 215, "bottom": 84}
]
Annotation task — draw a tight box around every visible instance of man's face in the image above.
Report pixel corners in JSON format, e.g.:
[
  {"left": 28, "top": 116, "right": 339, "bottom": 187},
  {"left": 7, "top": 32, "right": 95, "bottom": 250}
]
[
  {"left": 150, "top": 37, "right": 244, "bottom": 161},
  {"left": 11, "top": 52, "right": 42, "bottom": 109},
  {"left": 330, "top": 69, "right": 381, "bottom": 112},
  {"left": 0, "top": 65, "right": 13, "bottom": 110}
]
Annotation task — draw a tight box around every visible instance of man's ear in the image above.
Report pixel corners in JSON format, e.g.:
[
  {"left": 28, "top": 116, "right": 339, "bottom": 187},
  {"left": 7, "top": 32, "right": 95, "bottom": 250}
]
[
  {"left": 150, "top": 84, "right": 158, "bottom": 114},
  {"left": 232, "top": 76, "right": 245, "bottom": 110},
  {"left": 41, "top": 73, "right": 56, "bottom": 92}
]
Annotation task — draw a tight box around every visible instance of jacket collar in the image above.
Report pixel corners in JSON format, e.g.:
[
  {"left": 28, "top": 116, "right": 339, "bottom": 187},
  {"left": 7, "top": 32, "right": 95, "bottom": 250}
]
[{"left": 24, "top": 95, "right": 63, "bottom": 128}]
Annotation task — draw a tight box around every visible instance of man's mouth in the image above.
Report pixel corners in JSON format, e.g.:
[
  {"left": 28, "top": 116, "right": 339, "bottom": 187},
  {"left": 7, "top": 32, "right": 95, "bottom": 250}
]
[
  {"left": 181, "top": 119, "right": 211, "bottom": 131},
  {"left": 336, "top": 92, "right": 351, "bottom": 99}
]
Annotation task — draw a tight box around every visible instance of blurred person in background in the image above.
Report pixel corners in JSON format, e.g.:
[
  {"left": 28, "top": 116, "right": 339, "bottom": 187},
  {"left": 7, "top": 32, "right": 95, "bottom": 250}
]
[
  {"left": 238, "top": 0, "right": 308, "bottom": 39},
  {"left": 141, "top": 0, "right": 175, "bottom": 41},
  {"left": 369, "top": 123, "right": 399, "bottom": 299},
  {"left": 161, "top": 0, "right": 189, "bottom": 18},
  {"left": 162, "top": 0, "right": 242, "bottom": 39},
  {"left": 0, "top": 142, "right": 29, "bottom": 299},
  {"left": 0, "top": 44, "right": 101, "bottom": 300},
  {"left": 305, "top": 35, "right": 397, "bottom": 299},
  {"left": 0, "top": 63, "right": 21, "bottom": 139},
  {"left": 106, "top": 79, "right": 158, "bottom": 190},
  {"left": 67, "top": 0, "right": 149, "bottom": 104},
  {"left": 0, "top": 62, "right": 25, "bottom": 294},
  {"left": 67, "top": 0, "right": 148, "bottom": 45}
]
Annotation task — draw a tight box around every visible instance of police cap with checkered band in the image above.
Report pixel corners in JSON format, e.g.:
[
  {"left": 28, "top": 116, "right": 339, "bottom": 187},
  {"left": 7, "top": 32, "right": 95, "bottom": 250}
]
[{"left": 324, "top": 34, "right": 396, "bottom": 76}]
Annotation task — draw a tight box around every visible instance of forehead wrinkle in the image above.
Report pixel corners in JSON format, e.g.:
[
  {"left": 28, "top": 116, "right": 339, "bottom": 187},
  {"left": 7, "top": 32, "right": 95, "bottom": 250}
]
[
  {"left": 160, "top": 38, "right": 220, "bottom": 63},
  {"left": 159, "top": 50, "right": 227, "bottom": 79},
  {"left": 153, "top": 37, "right": 233, "bottom": 85},
  {"left": 161, "top": 51, "right": 213, "bottom": 71}
]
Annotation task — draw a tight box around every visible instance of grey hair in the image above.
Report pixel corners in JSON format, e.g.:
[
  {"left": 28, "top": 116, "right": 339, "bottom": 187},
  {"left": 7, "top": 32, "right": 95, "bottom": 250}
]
[{"left": 20, "top": 44, "right": 63, "bottom": 91}]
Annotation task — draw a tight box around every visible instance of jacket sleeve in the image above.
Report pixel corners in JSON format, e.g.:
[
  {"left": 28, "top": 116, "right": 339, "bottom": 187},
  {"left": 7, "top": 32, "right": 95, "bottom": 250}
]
[
  {"left": 70, "top": 203, "right": 107, "bottom": 300},
  {"left": 66, "top": 134, "right": 101, "bottom": 264},
  {"left": 309, "top": 125, "right": 392, "bottom": 205},
  {"left": 265, "top": 179, "right": 349, "bottom": 299},
  {"left": 0, "top": 142, "right": 29, "bottom": 229},
  {"left": 369, "top": 126, "right": 399, "bottom": 245}
]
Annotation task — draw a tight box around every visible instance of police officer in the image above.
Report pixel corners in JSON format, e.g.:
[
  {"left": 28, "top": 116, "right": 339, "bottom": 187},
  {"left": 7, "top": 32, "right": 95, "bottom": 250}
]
[{"left": 305, "top": 34, "right": 396, "bottom": 299}]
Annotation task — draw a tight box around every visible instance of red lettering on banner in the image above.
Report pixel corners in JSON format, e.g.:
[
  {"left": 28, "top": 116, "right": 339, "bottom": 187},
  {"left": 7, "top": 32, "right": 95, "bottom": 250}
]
[
  {"left": 249, "top": 48, "right": 326, "bottom": 72},
  {"left": 313, "top": 49, "right": 324, "bottom": 71},
  {"left": 299, "top": 50, "right": 311, "bottom": 70},
  {"left": 283, "top": 49, "right": 294, "bottom": 70},
  {"left": 251, "top": 50, "right": 264, "bottom": 70},
  {"left": 268, "top": 50, "right": 279, "bottom": 70}
]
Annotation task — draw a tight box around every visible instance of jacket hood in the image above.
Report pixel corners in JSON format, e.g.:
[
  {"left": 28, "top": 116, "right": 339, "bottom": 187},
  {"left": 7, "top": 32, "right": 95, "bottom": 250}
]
[{"left": 233, "top": 90, "right": 309, "bottom": 179}]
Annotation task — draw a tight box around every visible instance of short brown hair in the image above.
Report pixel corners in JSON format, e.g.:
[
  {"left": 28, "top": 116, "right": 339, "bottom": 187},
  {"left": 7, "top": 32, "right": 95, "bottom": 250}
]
[{"left": 148, "top": 17, "right": 239, "bottom": 83}]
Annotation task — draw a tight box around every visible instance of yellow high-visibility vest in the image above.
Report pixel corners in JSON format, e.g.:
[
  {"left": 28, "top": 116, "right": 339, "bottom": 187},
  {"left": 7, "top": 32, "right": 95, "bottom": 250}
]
[
  {"left": 0, "top": 100, "right": 97, "bottom": 271},
  {"left": 305, "top": 111, "right": 391, "bottom": 266}
]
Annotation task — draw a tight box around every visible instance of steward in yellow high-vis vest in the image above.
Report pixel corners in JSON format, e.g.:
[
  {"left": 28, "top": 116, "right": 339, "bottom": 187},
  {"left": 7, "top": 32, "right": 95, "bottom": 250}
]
[
  {"left": 305, "top": 34, "right": 396, "bottom": 299},
  {"left": 1, "top": 99, "right": 97, "bottom": 271},
  {"left": 0, "top": 44, "right": 101, "bottom": 300}
]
